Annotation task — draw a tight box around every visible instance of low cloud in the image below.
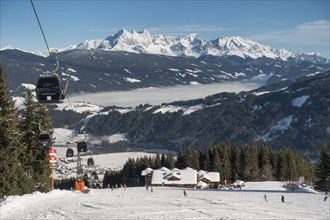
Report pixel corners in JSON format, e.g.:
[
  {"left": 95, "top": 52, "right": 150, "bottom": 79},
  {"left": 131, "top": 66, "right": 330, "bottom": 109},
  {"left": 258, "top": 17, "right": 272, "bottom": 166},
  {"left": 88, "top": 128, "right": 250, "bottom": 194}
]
[
  {"left": 70, "top": 79, "right": 266, "bottom": 107},
  {"left": 249, "top": 20, "right": 330, "bottom": 46}
]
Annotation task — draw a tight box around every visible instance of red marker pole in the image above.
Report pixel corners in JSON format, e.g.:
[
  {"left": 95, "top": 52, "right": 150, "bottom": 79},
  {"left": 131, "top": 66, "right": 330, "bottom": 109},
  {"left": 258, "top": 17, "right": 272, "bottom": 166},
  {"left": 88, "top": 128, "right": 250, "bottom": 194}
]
[
  {"left": 52, "top": 162, "right": 54, "bottom": 190},
  {"left": 49, "top": 152, "right": 57, "bottom": 191}
]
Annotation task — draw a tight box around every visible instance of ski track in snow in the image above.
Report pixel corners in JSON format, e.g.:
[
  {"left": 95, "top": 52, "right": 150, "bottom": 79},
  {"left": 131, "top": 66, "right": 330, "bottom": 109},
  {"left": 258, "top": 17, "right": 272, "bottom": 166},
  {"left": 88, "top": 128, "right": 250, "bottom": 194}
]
[{"left": 1, "top": 182, "right": 329, "bottom": 220}]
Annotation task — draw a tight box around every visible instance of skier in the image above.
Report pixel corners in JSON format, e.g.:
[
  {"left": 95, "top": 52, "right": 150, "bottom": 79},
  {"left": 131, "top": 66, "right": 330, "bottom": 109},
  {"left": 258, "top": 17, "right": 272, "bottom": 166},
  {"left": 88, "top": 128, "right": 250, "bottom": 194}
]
[
  {"left": 281, "top": 195, "right": 285, "bottom": 203},
  {"left": 151, "top": 187, "right": 153, "bottom": 192},
  {"left": 183, "top": 190, "right": 187, "bottom": 197},
  {"left": 324, "top": 196, "right": 328, "bottom": 202},
  {"left": 263, "top": 194, "right": 268, "bottom": 202}
]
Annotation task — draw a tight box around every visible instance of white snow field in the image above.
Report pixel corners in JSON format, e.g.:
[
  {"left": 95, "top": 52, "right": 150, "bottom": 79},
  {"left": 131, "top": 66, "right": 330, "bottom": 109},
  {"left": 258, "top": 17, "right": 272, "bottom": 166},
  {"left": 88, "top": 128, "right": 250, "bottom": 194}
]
[{"left": 1, "top": 182, "right": 329, "bottom": 220}]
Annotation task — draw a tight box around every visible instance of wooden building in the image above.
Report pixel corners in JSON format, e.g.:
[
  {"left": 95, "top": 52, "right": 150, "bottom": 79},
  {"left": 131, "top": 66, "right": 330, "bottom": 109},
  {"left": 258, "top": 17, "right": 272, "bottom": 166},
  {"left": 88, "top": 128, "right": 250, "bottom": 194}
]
[{"left": 141, "top": 167, "right": 220, "bottom": 189}]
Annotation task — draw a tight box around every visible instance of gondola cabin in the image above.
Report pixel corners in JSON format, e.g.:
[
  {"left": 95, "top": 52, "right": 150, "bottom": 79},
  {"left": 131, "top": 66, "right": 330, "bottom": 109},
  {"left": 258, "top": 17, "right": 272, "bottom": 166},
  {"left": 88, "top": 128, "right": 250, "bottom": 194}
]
[
  {"left": 66, "top": 148, "right": 74, "bottom": 157},
  {"left": 36, "top": 74, "right": 65, "bottom": 103},
  {"left": 77, "top": 141, "right": 88, "bottom": 152},
  {"left": 87, "top": 157, "right": 94, "bottom": 166},
  {"left": 39, "top": 132, "right": 52, "bottom": 148}
]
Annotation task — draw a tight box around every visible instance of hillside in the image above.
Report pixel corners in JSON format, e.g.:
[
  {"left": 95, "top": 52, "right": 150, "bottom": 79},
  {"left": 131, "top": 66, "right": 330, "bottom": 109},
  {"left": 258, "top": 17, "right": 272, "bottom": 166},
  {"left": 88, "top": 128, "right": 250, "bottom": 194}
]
[{"left": 47, "top": 72, "right": 329, "bottom": 158}]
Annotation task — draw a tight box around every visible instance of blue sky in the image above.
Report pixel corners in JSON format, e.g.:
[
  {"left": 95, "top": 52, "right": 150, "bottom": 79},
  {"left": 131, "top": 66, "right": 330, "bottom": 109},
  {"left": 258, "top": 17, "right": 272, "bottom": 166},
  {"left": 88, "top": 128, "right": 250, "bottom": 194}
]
[{"left": 1, "top": 0, "right": 329, "bottom": 58}]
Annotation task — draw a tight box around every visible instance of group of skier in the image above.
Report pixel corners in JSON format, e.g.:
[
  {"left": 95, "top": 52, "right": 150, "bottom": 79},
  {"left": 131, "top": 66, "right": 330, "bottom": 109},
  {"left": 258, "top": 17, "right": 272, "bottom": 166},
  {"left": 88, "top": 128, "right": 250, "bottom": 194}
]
[
  {"left": 146, "top": 185, "right": 187, "bottom": 197},
  {"left": 146, "top": 186, "right": 328, "bottom": 202},
  {"left": 263, "top": 194, "right": 285, "bottom": 202},
  {"left": 263, "top": 194, "right": 328, "bottom": 203}
]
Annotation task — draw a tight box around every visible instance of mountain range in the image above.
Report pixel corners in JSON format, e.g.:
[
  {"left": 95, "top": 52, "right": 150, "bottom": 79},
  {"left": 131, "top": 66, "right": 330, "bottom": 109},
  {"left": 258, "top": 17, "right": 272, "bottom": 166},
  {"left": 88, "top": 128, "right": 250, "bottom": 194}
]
[
  {"left": 0, "top": 29, "right": 329, "bottom": 97},
  {"left": 34, "top": 29, "right": 330, "bottom": 64}
]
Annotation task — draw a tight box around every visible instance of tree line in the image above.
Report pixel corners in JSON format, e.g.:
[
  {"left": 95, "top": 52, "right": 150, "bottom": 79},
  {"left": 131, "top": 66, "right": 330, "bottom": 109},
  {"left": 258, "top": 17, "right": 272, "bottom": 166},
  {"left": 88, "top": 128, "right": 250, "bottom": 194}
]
[
  {"left": 0, "top": 65, "right": 53, "bottom": 198},
  {"left": 103, "top": 144, "right": 329, "bottom": 192}
]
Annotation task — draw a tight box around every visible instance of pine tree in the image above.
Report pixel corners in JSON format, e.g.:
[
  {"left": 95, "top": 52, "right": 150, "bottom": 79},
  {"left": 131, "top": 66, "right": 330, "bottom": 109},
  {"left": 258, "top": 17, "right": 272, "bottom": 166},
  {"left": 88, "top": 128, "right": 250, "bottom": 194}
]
[
  {"left": 35, "top": 103, "right": 52, "bottom": 192},
  {"left": 203, "top": 147, "right": 212, "bottom": 171},
  {"left": 283, "top": 148, "right": 298, "bottom": 181},
  {"left": 211, "top": 148, "right": 221, "bottom": 173},
  {"left": 240, "top": 146, "right": 258, "bottom": 181},
  {"left": 298, "top": 155, "right": 314, "bottom": 181},
  {"left": 275, "top": 150, "right": 286, "bottom": 181},
  {"left": 0, "top": 65, "right": 33, "bottom": 197},
  {"left": 269, "top": 150, "right": 278, "bottom": 180},
  {"left": 187, "top": 148, "right": 200, "bottom": 170},
  {"left": 21, "top": 90, "right": 51, "bottom": 192},
  {"left": 160, "top": 153, "right": 166, "bottom": 167},
  {"left": 148, "top": 155, "right": 155, "bottom": 168},
  {"left": 216, "top": 145, "right": 231, "bottom": 182},
  {"left": 314, "top": 145, "right": 330, "bottom": 192},
  {"left": 20, "top": 89, "right": 39, "bottom": 191},
  {"left": 38, "top": 104, "right": 53, "bottom": 131},
  {"left": 230, "top": 147, "right": 240, "bottom": 181},
  {"left": 164, "top": 153, "right": 175, "bottom": 169},
  {"left": 20, "top": 89, "right": 52, "bottom": 192},
  {"left": 258, "top": 145, "right": 273, "bottom": 181},
  {"left": 154, "top": 153, "right": 161, "bottom": 168},
  {"left": 175, "top": 148, "right": 188, "bottom": 169}
]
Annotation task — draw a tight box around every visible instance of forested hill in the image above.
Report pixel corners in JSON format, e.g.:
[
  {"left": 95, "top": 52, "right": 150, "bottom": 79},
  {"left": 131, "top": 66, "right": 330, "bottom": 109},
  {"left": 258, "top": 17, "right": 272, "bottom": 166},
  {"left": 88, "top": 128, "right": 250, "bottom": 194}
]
[{"left": 80, "top": 72, "right": 329, "bottom": 158}]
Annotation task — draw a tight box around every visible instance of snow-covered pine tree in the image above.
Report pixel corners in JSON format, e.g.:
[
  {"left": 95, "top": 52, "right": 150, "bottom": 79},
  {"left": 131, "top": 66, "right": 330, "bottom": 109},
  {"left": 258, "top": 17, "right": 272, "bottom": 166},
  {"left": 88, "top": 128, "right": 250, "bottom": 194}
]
[
  {"left": 20, "top": 89, "right": 52, "bottom": 193},
  {"left": 0, "top": 65, "right": 34, "bottom": 197},
  {"left": 35, "top": 104, "right": 52, "bottom": 192},
  {"left": 19, "top": 89, "right": 39, "bottom": 191}
]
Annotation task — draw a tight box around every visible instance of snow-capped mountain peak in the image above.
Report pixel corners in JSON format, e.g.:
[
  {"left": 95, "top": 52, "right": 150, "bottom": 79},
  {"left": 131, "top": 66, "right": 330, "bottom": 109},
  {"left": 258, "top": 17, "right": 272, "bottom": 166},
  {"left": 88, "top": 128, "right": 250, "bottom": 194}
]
[
  {"left": 3, "top": 28, "right": 328, "bottom": 64},
  {"left": 72, "top": 29, "right": 329, "bottom": 64},
  {"left": 0, "top": 45, "right": 15, "bottom": 51},
  {"left": 211, "top": 36, "right": 279, "bottom": 59}
]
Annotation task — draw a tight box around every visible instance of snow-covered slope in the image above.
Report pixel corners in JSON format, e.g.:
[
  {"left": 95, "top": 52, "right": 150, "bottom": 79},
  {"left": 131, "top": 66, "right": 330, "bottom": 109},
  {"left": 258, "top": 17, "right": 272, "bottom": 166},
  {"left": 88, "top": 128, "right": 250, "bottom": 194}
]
[
  {"left": 1, "top": 181, "right": 328, "bottom": 220},
  {"left": 72, "top": 29, "right": 328, "bottom": 64}
]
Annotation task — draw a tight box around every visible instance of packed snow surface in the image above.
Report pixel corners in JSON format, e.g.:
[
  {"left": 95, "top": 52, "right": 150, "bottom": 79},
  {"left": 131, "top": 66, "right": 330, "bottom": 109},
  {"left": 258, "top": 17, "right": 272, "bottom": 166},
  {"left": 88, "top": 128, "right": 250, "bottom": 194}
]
[{"left": 1, "top": 182, "right": 328, "bottom": 219}]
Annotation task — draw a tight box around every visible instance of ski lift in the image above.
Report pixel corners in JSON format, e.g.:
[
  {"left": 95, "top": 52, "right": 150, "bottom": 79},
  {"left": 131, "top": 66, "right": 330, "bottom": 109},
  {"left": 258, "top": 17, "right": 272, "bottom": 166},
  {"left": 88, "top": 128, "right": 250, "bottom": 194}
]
[
  {"left": 91, "top": 171, "right": 98, "bottom": 180},
  {"left": 39, "top": 132, "right": 53, "bottom": 148},
  {"left": 87, "top": 157, "right": 94, "bottom": 166},
  {"left": 77, "top": 141, "right": 88, "bottom": 152},
  {"left": 30, "top": 1, "right": 69, "bottom": 104},
  {"left": 36, "top": 73, "right": 65, "bottom": 103},
  {"left": 66, "top": 148, "right": 74, "bottom": 157}
]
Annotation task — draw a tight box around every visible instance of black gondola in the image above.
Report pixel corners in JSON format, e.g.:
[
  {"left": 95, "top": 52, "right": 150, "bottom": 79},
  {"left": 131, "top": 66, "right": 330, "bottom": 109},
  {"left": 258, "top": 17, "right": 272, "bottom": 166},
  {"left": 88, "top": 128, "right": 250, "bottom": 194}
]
[
  {"left": 87, "top": 157, "right": 94, "bottom": 166},
  {"left": 39, "top": 132, "right": 52, "bottom": 148},
  {"left": 77, "top": 141, "right": 88, "bottom": 152},
  {"left": 91, "top": 171, "right": 98, "bottom": 180},
  {"left": 66, "top": 148, "right": 74, "bottom": 157},
  {"left": 36, "top": 74, "right": 65, "bottom": 103}
]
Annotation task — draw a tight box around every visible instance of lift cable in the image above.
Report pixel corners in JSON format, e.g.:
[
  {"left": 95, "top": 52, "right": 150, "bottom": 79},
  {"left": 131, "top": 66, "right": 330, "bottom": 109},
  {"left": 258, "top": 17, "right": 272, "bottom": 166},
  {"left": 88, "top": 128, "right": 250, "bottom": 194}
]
[
  {"left": 30, "top": 0, "right": 59, "bottom": 72},
  {"left": 30, "top": 0, "right": 74, "bottom": 110},
  {"left": 30, "top": 0, "right": 50, "bottom": 54}
]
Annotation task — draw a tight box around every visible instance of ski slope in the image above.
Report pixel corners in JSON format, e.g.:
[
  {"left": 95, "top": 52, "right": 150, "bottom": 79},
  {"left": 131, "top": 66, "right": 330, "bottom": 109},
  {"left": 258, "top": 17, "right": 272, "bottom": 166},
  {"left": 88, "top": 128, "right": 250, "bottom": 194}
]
[{"left": 1, "top": 182, "right": 328, "bottom": 219}]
